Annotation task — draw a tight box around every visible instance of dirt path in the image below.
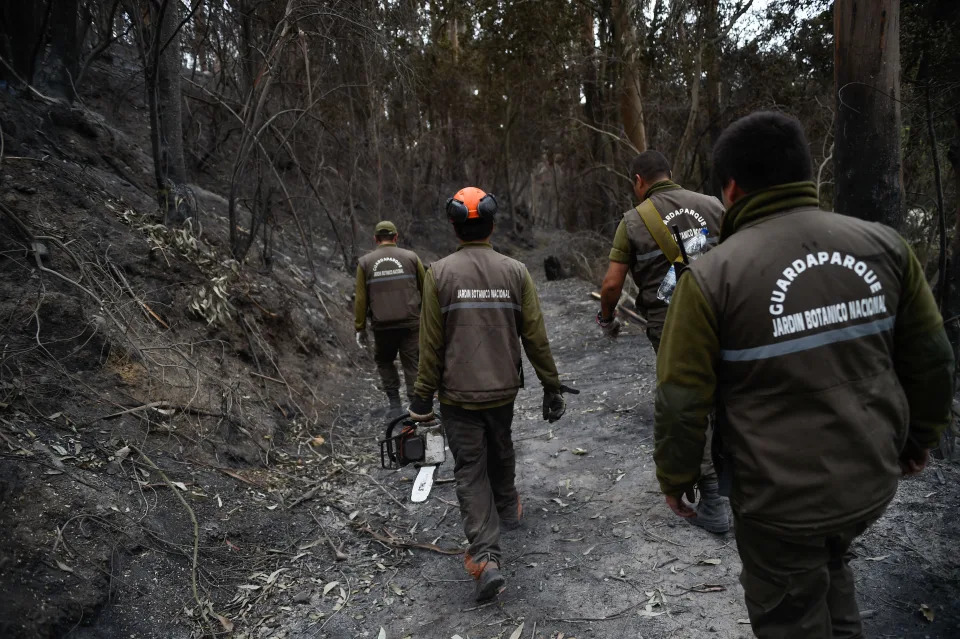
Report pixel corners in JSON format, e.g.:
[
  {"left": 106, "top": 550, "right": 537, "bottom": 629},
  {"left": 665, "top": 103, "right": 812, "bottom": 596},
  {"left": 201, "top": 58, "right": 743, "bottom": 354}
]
[
  {"left": 4, "top": 269, "right": 956, "bottom": 639},
  {"left": 281, "top": 275, "right": 960, "bottom": 639}
]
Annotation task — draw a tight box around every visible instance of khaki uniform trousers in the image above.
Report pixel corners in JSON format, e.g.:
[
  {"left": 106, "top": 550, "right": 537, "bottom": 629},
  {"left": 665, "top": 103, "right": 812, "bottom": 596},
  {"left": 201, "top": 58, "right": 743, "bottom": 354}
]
[
  {"left": 440, "top": 402, "right": 518, "bottom": 572},
  {"left": 373, "top": 327, "right": 419, "bottom": 399},
  {"left": 735, "top": 515, "right": 872, "bottom": 639}
]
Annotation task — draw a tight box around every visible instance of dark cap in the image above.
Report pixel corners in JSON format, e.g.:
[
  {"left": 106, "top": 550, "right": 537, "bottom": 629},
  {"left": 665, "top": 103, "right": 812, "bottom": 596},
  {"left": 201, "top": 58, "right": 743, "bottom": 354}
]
[{"left": 374, "top": 221, "right": 398, "bottom": 235}]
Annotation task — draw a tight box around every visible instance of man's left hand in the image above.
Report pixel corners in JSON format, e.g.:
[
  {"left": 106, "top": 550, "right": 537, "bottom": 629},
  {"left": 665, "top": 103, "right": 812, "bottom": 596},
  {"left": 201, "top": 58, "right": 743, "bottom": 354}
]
[
  {"left": 900, "top": 440, "right": 930, "bottom": 476},
  {"left": 543, "top": 390, "right": 565, "bottom": 422},
  {"left": 664, "top": 494, "right": 696, "bottom": 519}
]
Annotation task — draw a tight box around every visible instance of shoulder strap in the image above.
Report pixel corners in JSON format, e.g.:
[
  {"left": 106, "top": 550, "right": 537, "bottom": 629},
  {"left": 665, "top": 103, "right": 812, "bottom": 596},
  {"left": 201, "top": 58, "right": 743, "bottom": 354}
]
[{"left": 636, "top": 199, "right": 683, "bottom": 264}]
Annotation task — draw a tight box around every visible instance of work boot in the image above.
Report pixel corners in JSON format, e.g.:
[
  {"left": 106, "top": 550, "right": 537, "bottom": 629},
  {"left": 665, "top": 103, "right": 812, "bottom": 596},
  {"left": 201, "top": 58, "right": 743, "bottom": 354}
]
[
  {"left": 385, "top": 391, "right": 402, "bottom": 416},
  {"left": 500, "top": 498, "right": 523, "bottom": 531},
  {"left": 688, "top": 479, "right": 730, "bottom": 534},
  {"left": 474, "top": 562, "right": 505, "bottom": 602}
]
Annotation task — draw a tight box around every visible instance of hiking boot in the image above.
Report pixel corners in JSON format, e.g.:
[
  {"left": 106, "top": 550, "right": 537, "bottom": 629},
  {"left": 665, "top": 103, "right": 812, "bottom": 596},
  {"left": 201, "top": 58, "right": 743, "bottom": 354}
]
[
  {"left": 500, "top": 499, "right": 523, "bottom": 531},
  {"left": 474, "top": 562, "right": 505, "bottom": 602},
  {"left": 688, "top": 479, "right": 730, "bottom": 534},
  {"left": 385, "top": 391, "right": 403, "bottom": 416}
]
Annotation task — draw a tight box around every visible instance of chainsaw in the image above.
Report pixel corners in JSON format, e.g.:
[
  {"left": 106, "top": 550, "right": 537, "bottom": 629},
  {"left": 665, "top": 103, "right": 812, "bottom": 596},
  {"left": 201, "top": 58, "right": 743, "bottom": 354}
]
[{"left": 379, "top": 412, "right": 446, "bottom": 503}]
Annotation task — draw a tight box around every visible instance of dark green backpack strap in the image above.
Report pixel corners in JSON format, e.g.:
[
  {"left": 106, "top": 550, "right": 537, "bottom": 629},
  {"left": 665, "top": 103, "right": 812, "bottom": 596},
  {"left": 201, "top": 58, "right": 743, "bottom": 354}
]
[{"left": 636, "top": 199, "right": 683, "bottom": 264}]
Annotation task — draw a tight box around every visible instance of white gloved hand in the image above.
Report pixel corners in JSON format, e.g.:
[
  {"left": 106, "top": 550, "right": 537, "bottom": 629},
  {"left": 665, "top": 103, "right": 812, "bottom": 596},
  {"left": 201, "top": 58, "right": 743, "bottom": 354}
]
[{"left": 356, "top": 331, "right": 369, "bottom": 349}]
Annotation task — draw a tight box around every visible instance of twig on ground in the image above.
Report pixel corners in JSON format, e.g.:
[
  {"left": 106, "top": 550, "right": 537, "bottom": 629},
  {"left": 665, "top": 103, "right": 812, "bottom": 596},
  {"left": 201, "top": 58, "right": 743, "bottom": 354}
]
[
  {"left": 309, "top": 509, "right": 348, "bottom": 561},
  {"left": 336, "top": 462, "right": 409, "bottom": 511},
  {"left": 460, "top": 599, "right": 499, "bottom": 613},
  {"left": 129, "top": 445, "right": 202, "bottom": 611},
  {"left": 544, "top": 600, "right": 645, "bottom": 623},
  {"left": 286, "top": 468, "right": 342, "bottom": 509},
  {"left": 353, "top": 523, "right": 463, "bottom": 555},
  {"left": 641, "top": 518, "right": 684, "bottom": 547},
  {"left": 420, "top": 569, "right": 471, "bottom": 583}
]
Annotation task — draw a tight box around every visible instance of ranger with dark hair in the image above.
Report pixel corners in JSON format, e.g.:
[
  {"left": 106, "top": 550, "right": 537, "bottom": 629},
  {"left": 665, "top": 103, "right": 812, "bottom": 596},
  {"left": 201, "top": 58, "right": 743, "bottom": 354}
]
[
  {"left": 408, "top": 187, "right": 574, "bottom": 602},
  {"left": 654, "top": 111, "right": 954, "bottom": 638},
  {"left": 355, "top": 221, "right": 425, "bottom": 414},
  {"left": 598, "top": 149, "right": 729, "bottom": 533}
]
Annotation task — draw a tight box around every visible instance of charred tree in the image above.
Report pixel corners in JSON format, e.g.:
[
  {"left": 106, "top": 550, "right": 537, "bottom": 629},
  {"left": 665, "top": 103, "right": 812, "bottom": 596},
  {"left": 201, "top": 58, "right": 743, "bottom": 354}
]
[
  {"left": 834, "top": 0, "right": 903, "bottom": 228},
  {"left": 612, "top": 0, "right": 647, "bottom": 153},
  {"left": 40, "top": 0, "right": 80, "bottom": 99},
  {"left": 145, "top": 0, "right": 193, "bottom": 225},
  {"left": 0, "top": 2, "right": 46, "bottom": 85}
]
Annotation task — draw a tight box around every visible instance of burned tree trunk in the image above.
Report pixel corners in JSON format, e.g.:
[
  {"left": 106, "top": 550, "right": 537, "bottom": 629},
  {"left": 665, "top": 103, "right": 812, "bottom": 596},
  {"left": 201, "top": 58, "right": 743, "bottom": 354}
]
[
  {"left": 612, "top": 0, "right": 647, "bottom": 153},
  {"left": 834, "top": 0, "right": 903, "bottom": 228},
  {"left": 0, "top": 2, "right": 46, "bottom": 85},
  {"left": 146, "top": 0, "right": 193, "bottom": 225},
  {"left": 42, "top": 0, "right": 79, "bottom": 99}
]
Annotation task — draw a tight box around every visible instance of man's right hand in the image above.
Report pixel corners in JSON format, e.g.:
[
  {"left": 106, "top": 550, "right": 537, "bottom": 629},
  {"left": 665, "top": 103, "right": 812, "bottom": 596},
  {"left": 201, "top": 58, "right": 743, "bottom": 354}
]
[
  {"left": 596, "top": 311, "right": 621, "bottom": 338},
  {"left": 356, "top": 331, "right": 369, "bottom": 349},
  {"left": 408, "top": 395, "right": 435, "bottom": 422},
  {"left": 665, "top": 494, "right": 696, "bottom": 519},
  {"left": 900, "top": 439, "right": 930, "bottom": 476}
]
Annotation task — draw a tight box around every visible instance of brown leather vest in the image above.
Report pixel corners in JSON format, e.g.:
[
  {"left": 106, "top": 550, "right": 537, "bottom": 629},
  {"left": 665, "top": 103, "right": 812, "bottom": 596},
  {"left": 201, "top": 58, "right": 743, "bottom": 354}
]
[
  {"left": 689, "top": 206, "right": 909, "bottom": 534},
  {"left": 431, "top": 245, "right": 526, "bottom": 404},
  {"left": 623, "top": 187, "right": 723, "bottom": 327},
  {"left": 358, "top": 244, "right": 421, "bottom": 330}
]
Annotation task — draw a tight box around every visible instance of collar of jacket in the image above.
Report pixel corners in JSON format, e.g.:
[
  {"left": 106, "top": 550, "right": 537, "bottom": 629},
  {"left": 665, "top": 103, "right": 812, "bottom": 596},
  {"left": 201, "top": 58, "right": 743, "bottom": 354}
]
[
  {"left": 643, "top": 179, "right": 682, "bottom": 201},
  {"left": 377, "top": 241, "right": 397, "bottom": 247},
  {"left": 457, "top": 241, "right": 493, "bottom": 251},
  {"left": 720, "top": 181, "right": 820, "bottom": 243}
]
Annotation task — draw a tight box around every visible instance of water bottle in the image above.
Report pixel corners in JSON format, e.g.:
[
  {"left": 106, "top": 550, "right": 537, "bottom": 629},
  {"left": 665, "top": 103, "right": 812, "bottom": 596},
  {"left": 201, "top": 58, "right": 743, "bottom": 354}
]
[{"left": 657, "top": 228, "right": 709, "bottom": 304}]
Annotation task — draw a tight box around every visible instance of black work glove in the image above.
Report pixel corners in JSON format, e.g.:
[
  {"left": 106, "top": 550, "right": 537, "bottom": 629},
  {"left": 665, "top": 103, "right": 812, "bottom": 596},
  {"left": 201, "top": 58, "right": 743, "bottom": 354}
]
[
  {"left": 408, "top": 395, "right": 434, "bottom": 422},
  {"left": 542, "top": 384, "right": 580, "bottom": 423},
  {"left": 596, "top": 310, "right": 621, "bottom": 338}
]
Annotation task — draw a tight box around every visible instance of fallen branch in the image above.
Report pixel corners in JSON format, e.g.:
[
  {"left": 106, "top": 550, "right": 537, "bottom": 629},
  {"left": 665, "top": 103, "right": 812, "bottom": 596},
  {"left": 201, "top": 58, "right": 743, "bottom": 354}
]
[
  {"left": 544, "top": 600, "right": 644, "bottom": 623},
  {"left": 286, "top": 468, "right": 342, "bottom": 509},
  {"left": 336, "top": 462, "right": 409, "bottom": 511},
  {"left": 129, "top": 445, "right": 202, "bottom": 611},
  {"left": 308, "top": 509, "right": 348, "bottom": 561},
  {"left": 352, "top": 523, "right": 463, "bottom": 556},
  {"left": 96, "top": 401, "right": 164, "bottom": 421}
]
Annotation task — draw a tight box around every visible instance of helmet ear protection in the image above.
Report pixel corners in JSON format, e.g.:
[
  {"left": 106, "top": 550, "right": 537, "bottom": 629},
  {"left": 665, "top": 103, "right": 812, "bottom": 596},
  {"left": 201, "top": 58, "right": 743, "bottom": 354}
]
[{"left": 446, "top": 192, "right": 498, "bottom": 224}]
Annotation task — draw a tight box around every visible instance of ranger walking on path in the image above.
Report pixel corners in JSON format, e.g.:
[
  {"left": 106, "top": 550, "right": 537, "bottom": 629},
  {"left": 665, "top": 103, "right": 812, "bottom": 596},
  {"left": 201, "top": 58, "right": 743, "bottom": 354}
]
[
  {"left": 598, "top": 150, "right": 729, "bottom": 533},
  {"left": 654, "top": 111, "right": 954, "bottom": 638},
  {"left": 408, "top": 187, "right": 574, "bottom": 602},
  {"left": 355, "top": 221, "right": 426, "bottom": 414}
]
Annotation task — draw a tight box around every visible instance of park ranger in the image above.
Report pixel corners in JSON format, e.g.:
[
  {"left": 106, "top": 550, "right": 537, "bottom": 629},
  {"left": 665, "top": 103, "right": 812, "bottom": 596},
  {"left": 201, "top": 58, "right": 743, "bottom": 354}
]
[
  {"left": 597, "top": 150, "right": 729, "bottom": 534},
  {"left": 355, "top": 221, "right": 425, "bottom": 414},
  {"left": 654, "top": 111, "right": 954, "bottom": 638},
  {"left": 408, "top": 187, "right": 574, "bottom": 602}
]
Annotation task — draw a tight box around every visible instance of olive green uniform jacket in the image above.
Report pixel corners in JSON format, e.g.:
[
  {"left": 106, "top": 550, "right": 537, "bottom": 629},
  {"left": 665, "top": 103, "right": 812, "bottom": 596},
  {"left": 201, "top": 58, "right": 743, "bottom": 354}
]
[
  {"left": 413, "top": 242, "right": 561, "bottom": 410},
  {"left": 654, "top": 182, "right": 954, "bottom": 535},
  {"left": 354, "top": 242, "right": 425, "bottom": 331}
]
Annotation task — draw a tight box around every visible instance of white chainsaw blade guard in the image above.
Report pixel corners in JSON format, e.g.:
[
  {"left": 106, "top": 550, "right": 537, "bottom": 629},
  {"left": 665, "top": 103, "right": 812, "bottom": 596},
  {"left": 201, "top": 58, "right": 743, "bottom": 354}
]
[{"left": 411, "top": 465, "right": 437, "bottom": 503}]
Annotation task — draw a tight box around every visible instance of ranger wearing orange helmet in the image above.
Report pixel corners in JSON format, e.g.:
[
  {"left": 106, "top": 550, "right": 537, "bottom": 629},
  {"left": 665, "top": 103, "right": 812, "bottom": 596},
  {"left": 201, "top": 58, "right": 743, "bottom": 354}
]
[{"left": 408, "top": 187, "right": 576, "bottom": 601}]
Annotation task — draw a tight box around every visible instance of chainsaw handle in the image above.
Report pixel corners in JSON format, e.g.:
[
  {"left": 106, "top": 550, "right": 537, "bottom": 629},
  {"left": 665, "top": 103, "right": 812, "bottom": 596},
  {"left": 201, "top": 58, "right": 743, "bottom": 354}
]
[{"left": 384, "top": 411, "right": 412, "bottom": 440}]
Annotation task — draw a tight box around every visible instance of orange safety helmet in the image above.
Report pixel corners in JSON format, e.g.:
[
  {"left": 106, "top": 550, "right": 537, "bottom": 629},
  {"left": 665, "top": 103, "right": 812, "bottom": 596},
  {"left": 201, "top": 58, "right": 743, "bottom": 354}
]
[{"left": 446, "top": 187, "right": 498, "bottom": 223}]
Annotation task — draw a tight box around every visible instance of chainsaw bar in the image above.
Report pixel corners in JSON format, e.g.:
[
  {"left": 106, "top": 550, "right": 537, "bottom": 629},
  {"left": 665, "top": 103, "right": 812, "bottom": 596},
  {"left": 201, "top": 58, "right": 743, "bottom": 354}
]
[{"left": 411, "top": 465, "right": 437, "bottom": 503}]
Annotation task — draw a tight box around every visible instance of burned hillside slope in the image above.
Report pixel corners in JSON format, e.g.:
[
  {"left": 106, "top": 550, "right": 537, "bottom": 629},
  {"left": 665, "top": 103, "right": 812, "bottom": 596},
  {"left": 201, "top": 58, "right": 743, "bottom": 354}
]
[{"left": 0, "top": 71, "right": 367, "bottom": 637}]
